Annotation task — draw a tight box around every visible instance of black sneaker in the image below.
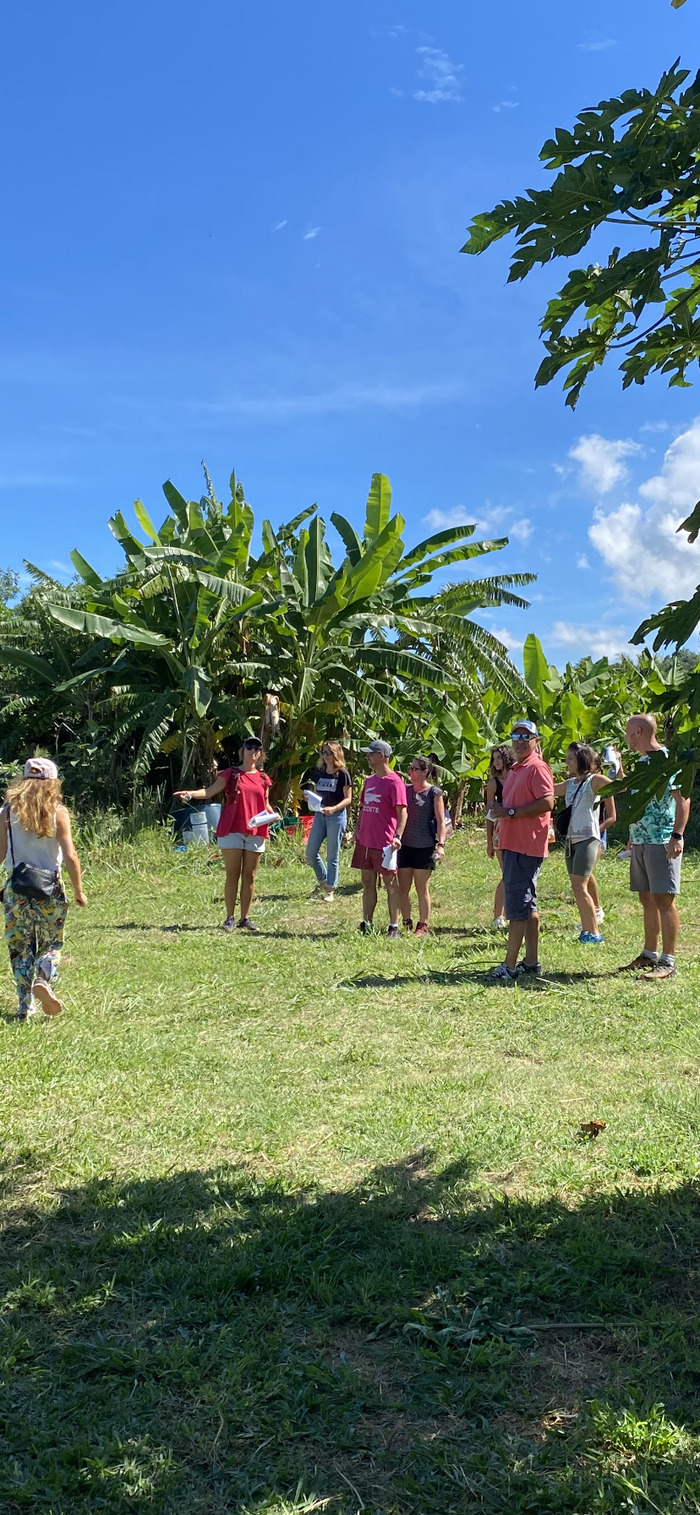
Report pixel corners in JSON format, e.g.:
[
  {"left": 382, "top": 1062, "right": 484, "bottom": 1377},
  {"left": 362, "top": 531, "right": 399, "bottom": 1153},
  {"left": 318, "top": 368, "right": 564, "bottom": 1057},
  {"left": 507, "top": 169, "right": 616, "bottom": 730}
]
[
  {"left": 358, "top": 921, "right": 372, "bottom": 935},
  {"left": 515, "top": 960, "right": 542, "bottom": 977},
  {"left": 403, "top": 918, "right": 413, "bottom": 932},
  {"left": 238, "top": 918, "right": 260, "bottom": 934},
  {"left": 387, "top": 924, "right": 400, "bottom": 940}
]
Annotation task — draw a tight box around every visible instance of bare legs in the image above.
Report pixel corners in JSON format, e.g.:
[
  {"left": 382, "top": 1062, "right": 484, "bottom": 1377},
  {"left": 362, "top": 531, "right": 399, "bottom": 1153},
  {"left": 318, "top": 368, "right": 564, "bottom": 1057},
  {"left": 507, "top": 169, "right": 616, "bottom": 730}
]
[
  {"left": 504, "top": 913, "right": 539, "bottom": 972},
  {"left": 398, "top": 867, "right": 432, "bottom": 927},
  {"left": 223, "top": 849, "right": 262, "bottom": 920},
  {"left": 639, "top": 890, "right": 678, "bottom": 957},
  {"left": 570, "top": 874, "right": 598, "bottom": 935},
  {"left": 493, "top": 850, "right": 504, "bottom": 920},
  {"left": 362, "top": 869, "right": 400, "bottom": 927}
]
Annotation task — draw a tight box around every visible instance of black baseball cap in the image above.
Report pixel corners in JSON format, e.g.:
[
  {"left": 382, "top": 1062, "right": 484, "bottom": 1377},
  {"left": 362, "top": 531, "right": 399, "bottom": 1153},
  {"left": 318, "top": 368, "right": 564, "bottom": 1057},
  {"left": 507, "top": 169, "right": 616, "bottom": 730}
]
[{"left": 242, "top": 735, "right": 263, "bottom": 750}]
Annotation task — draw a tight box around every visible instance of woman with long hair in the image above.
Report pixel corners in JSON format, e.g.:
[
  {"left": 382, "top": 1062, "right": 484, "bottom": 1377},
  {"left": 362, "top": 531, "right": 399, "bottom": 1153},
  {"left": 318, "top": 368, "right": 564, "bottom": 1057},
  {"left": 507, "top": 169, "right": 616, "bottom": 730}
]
[
  {"left": 485, "top": 744, "right": 515, "bottom": 930},
  {"left": 175, "top": 736, "right": 274, "bottom": 933},
  {"left": 553, "top": 742, "right": 617, "bottom": 943},
  {"left": 303, "top": 739, "right": 352, "bottom": 902},
  {"left": 0, "top": 757, "right": 86, "bottom": 1021},
  {"left": 397, "top": 756, "right": 446, "bottom": 936}
]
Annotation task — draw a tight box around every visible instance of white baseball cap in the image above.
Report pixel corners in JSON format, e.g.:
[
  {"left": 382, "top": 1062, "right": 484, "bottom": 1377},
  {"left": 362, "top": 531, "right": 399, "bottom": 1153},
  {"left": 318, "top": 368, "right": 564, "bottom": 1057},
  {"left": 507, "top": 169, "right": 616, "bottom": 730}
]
[{"left": 23, "top": 757, "right": 59, "bottom": 780}]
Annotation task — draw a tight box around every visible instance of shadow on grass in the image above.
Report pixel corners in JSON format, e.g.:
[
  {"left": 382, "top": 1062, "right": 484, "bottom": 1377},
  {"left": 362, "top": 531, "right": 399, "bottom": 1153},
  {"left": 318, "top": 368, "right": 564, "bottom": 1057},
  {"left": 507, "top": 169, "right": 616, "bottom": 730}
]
[
  {"left": 89, "top": 924, "right": 330, "bottom": 942},
  {"left": 1, "top": 1153, "right": 699, "bottom": 1513}
]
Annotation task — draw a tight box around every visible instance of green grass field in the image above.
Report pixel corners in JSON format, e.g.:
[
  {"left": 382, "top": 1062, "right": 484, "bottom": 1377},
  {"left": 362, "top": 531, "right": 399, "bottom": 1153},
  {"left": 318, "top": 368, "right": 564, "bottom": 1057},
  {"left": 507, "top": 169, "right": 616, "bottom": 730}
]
[{"left": 1, "top": 825, "right": 700, "bottom": 1514}]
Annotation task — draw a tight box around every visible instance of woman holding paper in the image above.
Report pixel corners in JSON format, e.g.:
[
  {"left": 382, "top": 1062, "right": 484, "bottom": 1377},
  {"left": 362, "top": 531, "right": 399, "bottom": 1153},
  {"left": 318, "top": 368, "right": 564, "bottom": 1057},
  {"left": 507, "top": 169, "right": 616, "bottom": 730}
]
[
  {"left": 174, "top": 737, "right": 275, "bottom": 932},
  {"left": 303, "top": 741, "right": 352, "bottom": 902}
]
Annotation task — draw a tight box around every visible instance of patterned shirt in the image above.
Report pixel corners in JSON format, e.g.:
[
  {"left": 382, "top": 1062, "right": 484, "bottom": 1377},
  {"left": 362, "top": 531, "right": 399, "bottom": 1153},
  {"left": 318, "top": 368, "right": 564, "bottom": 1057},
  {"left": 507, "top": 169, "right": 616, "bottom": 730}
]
[{"left": 628, "top": 748, "right": 677, "bottom": 846}]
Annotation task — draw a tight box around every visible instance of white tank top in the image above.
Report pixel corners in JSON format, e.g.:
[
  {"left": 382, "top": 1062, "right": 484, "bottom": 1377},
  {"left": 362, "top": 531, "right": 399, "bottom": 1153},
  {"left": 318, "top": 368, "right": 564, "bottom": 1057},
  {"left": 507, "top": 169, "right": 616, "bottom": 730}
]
[{"left": 5, "top": 809, "right": 62, "bottom": 872}]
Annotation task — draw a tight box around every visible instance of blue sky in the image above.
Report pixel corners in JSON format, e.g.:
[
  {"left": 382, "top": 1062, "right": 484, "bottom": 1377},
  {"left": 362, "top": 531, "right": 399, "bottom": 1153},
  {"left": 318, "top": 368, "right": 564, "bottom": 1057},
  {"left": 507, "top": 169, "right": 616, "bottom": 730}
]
[{"left": 3, "top": 0, "right": 700, "bottom": 664}]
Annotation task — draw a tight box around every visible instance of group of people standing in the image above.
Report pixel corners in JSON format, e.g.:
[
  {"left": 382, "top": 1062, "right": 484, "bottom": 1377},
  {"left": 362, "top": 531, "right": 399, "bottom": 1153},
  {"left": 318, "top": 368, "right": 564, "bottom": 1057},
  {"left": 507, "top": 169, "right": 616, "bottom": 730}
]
[
  {"left": 0, "top": 711, "right": 690, "bottom": 1021},
  {"left": 484, "top": 714, "right": 689, "bottom": 983},
  {"left": 178, "top": 736, "right": 447, "bottom": 939}
]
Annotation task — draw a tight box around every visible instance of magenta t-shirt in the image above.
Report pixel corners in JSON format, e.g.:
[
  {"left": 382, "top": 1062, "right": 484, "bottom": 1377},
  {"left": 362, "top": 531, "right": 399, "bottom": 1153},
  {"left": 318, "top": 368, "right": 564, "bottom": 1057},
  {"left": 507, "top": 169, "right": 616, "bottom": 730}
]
[{"left": 357, "top": 772, "right": 408, "bottom": 849}]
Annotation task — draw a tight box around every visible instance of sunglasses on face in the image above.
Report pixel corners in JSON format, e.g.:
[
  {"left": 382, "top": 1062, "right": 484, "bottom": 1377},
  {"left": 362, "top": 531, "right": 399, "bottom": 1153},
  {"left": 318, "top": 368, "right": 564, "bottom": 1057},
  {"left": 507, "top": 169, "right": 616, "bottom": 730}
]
[{"left": 511, "top": 732, "right": 535, "bottom": 742}]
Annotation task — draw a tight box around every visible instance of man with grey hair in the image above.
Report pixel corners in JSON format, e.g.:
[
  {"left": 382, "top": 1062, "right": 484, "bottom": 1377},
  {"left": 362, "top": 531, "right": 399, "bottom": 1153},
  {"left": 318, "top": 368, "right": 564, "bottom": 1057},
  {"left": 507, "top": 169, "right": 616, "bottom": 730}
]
[{"left": 619, "top": 713, "right": 690, "bottom": 980}]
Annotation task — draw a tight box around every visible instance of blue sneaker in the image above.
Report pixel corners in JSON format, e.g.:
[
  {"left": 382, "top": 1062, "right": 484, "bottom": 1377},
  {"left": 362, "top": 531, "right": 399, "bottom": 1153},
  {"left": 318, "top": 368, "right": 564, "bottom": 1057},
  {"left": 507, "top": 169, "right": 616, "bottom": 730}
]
[{"left": 579, "top": 931, "right": 604, "bottom": 944}]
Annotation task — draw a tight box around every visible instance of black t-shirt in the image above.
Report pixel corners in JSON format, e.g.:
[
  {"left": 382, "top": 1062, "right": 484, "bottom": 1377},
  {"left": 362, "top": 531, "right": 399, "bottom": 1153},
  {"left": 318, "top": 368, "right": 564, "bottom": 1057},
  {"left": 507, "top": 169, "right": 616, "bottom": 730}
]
[{"left": 304, "top": 766, "right": 351, "bottom": 809}]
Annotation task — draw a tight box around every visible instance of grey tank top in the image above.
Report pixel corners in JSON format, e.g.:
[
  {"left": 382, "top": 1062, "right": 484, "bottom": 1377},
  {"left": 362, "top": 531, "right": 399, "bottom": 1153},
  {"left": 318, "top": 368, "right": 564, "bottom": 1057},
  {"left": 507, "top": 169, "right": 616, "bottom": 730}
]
[{"left": 402, "top": 786, "right": 437, "bottom": 849}]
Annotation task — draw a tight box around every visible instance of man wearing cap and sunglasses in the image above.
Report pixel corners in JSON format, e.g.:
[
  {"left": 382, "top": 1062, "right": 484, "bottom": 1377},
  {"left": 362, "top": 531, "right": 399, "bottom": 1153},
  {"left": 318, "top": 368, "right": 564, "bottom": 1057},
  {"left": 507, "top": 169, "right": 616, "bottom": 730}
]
[
  {"left": 487, "top": 721, "right": 555, "bottom": 983},
  {"left": 352, "top": 740, "right": 408, "bottom": 937}
]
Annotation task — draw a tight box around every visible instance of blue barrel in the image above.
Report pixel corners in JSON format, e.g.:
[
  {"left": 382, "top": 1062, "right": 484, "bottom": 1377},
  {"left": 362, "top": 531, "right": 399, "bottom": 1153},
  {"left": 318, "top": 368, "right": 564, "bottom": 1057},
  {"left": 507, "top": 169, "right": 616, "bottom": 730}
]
[
  {"left": 172, "top": 805, "right": 209, "bottom": 846},
  {"left": 204, "top": 802, "right": 222, "bottom": 838}
]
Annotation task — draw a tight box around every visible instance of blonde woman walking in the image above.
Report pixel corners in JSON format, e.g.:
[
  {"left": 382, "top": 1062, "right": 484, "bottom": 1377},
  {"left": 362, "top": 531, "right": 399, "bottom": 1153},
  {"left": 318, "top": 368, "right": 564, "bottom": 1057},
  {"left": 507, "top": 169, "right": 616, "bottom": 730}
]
[{"left": 0, "top": 758, "right": 86, "bottom": 1021}]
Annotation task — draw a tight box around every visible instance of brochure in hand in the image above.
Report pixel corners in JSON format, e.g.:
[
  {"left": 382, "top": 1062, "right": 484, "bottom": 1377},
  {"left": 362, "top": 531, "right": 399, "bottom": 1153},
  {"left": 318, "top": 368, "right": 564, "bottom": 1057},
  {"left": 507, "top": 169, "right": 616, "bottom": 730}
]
[
  {"left": 303, "top": 790, "right": 323, "bottom": 812},
  {"left": 248, "top": 809, "right": 281, "bottom": 830}
]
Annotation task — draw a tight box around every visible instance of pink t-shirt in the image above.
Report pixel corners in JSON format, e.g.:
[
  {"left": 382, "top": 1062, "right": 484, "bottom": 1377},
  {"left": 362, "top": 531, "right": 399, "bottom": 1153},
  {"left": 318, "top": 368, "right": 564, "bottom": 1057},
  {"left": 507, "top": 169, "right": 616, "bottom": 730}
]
[
  {"left": 357, "top": 771, "right": 408, "bottom": 849},
  {"left": 499, "top": 754, "right": 554, "bottom": 858}
]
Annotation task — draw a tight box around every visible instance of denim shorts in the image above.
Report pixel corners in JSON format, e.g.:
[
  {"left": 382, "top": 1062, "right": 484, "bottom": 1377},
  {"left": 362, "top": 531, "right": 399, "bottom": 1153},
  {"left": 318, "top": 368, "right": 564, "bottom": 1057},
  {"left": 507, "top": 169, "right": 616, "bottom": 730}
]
[{"left": 501, "top": 849, "right": 542, "bottom": 920}]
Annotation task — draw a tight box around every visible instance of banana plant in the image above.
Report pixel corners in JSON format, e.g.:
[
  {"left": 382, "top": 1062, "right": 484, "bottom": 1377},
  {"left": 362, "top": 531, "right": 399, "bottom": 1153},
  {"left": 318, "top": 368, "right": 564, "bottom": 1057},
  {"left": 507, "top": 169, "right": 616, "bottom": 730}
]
[{"left": 47, "top": 470, "right": 275, "bottom": 782}]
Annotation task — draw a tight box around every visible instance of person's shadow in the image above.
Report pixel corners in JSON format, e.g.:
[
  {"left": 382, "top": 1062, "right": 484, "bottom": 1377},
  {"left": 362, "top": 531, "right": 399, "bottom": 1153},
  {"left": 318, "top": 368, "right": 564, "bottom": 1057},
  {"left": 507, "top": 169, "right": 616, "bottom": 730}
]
[{"left": 1, "top": 1150, "right": 698, "bottom": 1511}]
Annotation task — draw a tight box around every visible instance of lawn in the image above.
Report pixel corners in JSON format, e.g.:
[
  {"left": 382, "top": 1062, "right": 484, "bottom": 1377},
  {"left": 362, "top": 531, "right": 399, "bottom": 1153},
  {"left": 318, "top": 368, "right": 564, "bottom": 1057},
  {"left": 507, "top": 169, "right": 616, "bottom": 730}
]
[{"left": 1, "top": 824, "right": 700, "bottom": 1514}]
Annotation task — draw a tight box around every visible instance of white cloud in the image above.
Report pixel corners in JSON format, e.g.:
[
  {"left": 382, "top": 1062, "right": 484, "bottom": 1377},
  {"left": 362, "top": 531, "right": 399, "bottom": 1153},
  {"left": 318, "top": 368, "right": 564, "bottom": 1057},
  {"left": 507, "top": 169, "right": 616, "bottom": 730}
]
[
  {"left": 578, "top": 36, "right": 617, "bottom": 51},
  {"left": 639, "top": 420, "right": 670, "bottom": 434},
  {"left": 273, "top": 220, "right": 287, "bottom": 231},
  {"left": 490, "top": 625, "right": 524, "bottom": 652},
  {"left": 422, "top": 507, "right": 474, "bottom": 530},
  {"left": 576, "top": 554, "right": 590, "bottom": 570},
  {"left": 492, "top": 100, "right": 519, "bottom": 113},
  {"left": 588, "top": 417, "right": 700, "bottom": 603},
  {"left": 550, "top": 621, "right": 633, "bottom": 660},
  {"left": 303, "top": 226, "right": 321, "bottom": 240},
  {"left": 421, "top": 506, "right": 532, "bottom": 544},
  {"left": 197, "top": 380, "right": 461, "bottom": 424},
  {"left": 414, "top": 46, "right": 463, "bottom": 102},
  {"left": 569, "top": 433, "right": 642, "bottom": 495}
]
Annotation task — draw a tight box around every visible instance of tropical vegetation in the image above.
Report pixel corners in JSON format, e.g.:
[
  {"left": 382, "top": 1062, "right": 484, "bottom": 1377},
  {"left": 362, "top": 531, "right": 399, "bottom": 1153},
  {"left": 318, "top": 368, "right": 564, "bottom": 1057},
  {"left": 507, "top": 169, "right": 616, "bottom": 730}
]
[
  {"left": 463, "top": 55, "right": 700, "bottom": 813},
  {"left": 0, "top": 470, "right": 537, "bottom": 812}
]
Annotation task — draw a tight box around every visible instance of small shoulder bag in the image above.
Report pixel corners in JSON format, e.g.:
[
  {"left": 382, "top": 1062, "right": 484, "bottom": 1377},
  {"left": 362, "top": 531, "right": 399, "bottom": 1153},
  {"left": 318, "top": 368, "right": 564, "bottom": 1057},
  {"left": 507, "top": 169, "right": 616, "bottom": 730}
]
[
  {"left": 554, "top": 779, "right": 588, "bottom": 843},
  {"left": 6, "top": 811, "right": 59, "bottom": 900}
]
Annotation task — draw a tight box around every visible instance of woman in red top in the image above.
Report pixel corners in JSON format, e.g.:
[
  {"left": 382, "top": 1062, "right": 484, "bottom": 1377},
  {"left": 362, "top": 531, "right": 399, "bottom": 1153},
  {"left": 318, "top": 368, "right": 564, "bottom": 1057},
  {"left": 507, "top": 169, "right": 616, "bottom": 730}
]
[{"left": 174, "top": 736, "right": 273, "bottom": 932}]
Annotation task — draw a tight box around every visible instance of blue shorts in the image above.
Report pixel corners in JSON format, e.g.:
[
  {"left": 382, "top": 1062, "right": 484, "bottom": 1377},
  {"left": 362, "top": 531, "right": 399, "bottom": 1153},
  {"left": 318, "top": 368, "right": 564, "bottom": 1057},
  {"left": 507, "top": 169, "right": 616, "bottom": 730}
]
[{"left": 501, "top": 849, "right": 542, "bottom": 920}]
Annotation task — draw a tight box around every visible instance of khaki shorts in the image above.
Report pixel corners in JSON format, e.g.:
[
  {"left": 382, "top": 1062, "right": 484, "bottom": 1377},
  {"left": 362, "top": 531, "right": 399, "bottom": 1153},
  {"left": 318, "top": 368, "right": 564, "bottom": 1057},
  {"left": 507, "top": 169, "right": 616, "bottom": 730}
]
[
  {"left": 629, "top": 842, "right": 681, "bottom": 896},
  {"left": 565, "top": 837, "right": 599, "bottom": 878}
]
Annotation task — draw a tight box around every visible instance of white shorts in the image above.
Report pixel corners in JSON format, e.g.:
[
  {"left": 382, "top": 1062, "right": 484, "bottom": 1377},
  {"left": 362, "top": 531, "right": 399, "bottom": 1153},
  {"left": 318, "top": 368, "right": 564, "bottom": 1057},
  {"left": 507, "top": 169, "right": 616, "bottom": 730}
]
[{"left": 218, "top": 832, "right": 266, "bottom": 853}]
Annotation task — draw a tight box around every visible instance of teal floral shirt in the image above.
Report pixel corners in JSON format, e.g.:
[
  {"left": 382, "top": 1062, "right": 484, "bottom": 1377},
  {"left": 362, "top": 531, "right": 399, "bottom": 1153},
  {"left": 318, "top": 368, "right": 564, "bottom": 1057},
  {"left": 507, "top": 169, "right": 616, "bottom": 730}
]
[{"left": 628, "top": 748, "right": 677, "bottom": 846}]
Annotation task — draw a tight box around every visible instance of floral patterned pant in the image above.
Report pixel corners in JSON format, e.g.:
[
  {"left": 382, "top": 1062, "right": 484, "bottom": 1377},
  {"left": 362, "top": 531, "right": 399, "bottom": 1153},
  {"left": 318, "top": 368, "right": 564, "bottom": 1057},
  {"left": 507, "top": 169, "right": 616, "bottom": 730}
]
[{"left": 3, "top": 882, "right": 68, "bottom": 1016}]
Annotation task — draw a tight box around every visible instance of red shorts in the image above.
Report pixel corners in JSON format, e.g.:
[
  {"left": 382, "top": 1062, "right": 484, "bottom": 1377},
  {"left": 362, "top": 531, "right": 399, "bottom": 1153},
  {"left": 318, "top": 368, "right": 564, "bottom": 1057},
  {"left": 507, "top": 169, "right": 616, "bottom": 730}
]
[{"left": 351, "top": 842, "right": 394, "bottom": 875}]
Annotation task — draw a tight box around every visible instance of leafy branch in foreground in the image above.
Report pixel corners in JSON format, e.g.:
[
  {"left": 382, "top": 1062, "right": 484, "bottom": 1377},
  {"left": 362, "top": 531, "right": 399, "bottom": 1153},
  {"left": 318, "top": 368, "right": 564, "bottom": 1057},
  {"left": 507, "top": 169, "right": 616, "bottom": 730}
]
[{"left": 462, "top": 61, "right": 700, "bottom": 406}]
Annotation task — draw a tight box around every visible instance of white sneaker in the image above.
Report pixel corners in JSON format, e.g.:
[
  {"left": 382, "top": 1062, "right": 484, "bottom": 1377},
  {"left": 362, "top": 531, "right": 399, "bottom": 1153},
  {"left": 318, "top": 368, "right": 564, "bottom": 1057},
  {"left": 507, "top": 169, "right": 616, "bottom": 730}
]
[
  {"left": 595, "top": 907, "right": 605, "bottom": 924},
  {"left": 323, "top": 891, "right": 335, "bottom": 903}
]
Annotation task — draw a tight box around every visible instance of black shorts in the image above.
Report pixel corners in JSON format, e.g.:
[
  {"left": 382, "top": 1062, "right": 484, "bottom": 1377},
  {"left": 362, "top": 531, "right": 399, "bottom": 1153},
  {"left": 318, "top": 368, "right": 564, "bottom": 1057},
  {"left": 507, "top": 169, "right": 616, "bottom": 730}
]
[
  {"left": 397, "top": 844, "right": 434, "bottom": 871},
  {"left": 501, "top": 849, "right": 542, "bottom": 920}
]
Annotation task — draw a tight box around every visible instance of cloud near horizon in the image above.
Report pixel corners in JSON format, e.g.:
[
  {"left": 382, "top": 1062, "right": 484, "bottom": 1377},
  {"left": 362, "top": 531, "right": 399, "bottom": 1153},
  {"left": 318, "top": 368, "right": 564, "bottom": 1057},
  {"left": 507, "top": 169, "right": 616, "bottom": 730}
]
[{"left": 588, "top": 418, "right": 700, "bottom": 604}]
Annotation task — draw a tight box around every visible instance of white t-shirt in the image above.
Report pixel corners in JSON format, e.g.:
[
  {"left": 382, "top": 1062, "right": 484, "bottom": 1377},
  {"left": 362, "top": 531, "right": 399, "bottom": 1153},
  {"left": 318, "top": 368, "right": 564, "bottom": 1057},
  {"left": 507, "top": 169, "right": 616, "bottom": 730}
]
[{"left": 566, "top": 775, "right": 600, "bottom": 843}]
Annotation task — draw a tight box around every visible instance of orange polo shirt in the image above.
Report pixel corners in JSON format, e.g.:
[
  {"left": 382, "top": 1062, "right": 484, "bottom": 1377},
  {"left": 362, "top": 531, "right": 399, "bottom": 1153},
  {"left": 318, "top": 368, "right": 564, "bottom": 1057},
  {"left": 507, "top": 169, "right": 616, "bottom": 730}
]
[{"left": 499, "top": 753, "right": 554, "bottom": 858}]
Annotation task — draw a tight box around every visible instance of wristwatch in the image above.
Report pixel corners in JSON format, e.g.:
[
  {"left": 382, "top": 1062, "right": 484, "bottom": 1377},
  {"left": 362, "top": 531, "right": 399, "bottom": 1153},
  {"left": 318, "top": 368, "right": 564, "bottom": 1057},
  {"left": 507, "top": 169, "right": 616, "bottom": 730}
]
[
  {"left": 671, "top": 830, "right": 684, "bottom": 841},
  {"left": 507, "top": 807, "right": 516, "bottom": 818}
]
